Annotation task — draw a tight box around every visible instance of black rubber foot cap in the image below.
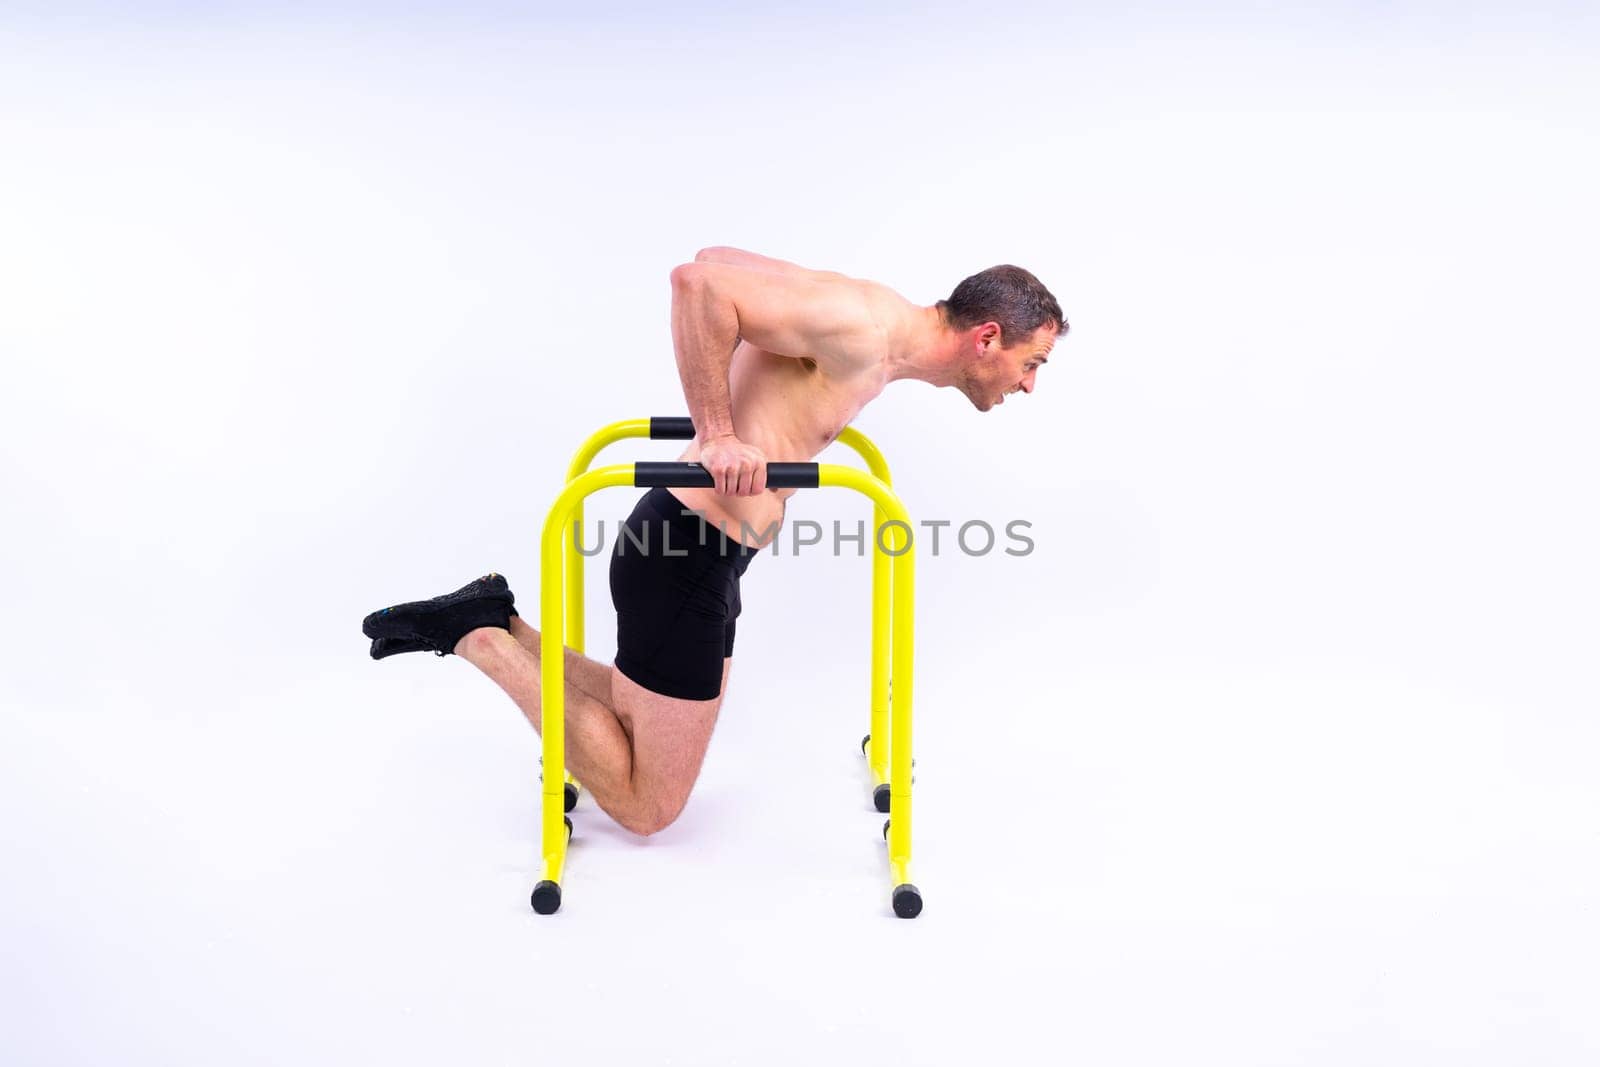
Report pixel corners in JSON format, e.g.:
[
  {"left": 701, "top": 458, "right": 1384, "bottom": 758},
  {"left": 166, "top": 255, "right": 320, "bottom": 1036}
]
[
  {"left": 873, "top": 783, "right": 891, "bottom": 813},
  {"left": 882, "top": 818, "right": 890, "bottom": 840},
  {"left": 860, "top": 733, "right": 871, "bottom": 755},
  {"left": 531, "top": 880, "right": 562, "bottom": 915},
  {"left": 892, "top": 883, "right": 923, "bottom": 919},
  {"left": 564, "top": 782, "right": 579, "bottom": 812},
  {"left": 563, "top": 815, "right": 573, "bottom": 840}
]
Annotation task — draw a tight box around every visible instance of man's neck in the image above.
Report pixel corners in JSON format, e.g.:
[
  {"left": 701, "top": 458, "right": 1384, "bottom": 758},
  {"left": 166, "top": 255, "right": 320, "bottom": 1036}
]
[{"left": 885, "top": 305, "right": 962, "bottom": 386}]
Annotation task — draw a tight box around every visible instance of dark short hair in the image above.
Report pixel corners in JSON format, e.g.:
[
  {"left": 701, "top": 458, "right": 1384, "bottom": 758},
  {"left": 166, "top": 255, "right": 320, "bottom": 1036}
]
[{"left": 936, "top": 265, "right": 1066, "bottom": 345}]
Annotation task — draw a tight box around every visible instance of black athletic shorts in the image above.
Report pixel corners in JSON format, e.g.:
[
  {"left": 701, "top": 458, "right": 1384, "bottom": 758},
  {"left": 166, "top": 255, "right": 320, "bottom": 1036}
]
[{"left": 610, "top": 486, "right": 757, "bottom": 701}]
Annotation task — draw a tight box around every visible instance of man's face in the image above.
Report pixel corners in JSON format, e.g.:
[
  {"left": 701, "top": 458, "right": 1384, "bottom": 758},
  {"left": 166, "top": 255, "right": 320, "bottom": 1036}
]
[{"left": 958, "top": 324, "right": 1057, "bottom": 411}]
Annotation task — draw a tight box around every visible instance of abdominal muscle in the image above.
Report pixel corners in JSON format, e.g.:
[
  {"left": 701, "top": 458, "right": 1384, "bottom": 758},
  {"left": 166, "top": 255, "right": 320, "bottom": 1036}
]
[{"left": 670, "top": 342, "right": 882, "bottom": 549}]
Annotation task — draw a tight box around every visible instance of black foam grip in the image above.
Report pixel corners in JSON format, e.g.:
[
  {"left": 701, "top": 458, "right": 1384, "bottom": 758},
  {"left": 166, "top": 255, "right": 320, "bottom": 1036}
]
[
  {"left": 767, "top": 463, "right": 821, "bottom": 488},
  {"left": 648, "top": 416, "right": 696, "bottom": 440},
  {"left": 633, "top": 462, "right": 820, "bottom": 489}
]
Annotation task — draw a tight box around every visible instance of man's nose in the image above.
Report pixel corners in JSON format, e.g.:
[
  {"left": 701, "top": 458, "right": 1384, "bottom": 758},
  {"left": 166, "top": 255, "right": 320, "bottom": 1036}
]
[{"left": 1020, "top": 369, "right": 1037, "bottom": 393}]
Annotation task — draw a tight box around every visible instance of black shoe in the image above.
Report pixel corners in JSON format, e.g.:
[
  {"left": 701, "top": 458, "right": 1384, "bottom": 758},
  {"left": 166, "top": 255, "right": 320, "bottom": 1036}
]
[
  {"left": 369, "top": 635, "right": 431, "bottom": 660},
  {"left": 362, "top": 573, "right": 518, "bottom": 657},
  {"left": 366, "top": 622, "right": 519, "bottom": 660}
]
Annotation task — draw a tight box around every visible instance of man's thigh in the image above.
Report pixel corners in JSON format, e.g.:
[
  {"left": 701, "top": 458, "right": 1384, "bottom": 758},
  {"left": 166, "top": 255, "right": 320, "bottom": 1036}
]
[{"left": 610, "top": 659, "right": 731, "bottom": 823}]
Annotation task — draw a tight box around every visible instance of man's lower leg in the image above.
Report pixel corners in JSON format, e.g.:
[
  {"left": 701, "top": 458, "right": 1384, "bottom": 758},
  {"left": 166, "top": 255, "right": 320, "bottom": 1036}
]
[
  {"left": 453, "top": 626, "right": 645, "bottom": 827},
  {"left": 506, "top": 615, "right": 615, "bottom": 707}
]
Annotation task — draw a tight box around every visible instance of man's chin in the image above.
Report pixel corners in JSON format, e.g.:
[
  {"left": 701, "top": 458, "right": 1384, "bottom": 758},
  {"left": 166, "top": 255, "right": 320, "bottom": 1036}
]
[{"left": 958, "top": 383, "right": 997, "bottom": 412}]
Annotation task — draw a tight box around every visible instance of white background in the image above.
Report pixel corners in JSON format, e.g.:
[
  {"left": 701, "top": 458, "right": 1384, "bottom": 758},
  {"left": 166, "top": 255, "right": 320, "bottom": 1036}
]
[{"left": 2, "top": 3, "right": 1597, "bottom": 1064}]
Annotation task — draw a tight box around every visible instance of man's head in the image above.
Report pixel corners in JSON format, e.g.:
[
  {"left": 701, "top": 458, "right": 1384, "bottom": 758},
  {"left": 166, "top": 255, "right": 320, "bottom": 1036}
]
[{"left": 937, "top": 265, "right": 1066, "bottom": 412}]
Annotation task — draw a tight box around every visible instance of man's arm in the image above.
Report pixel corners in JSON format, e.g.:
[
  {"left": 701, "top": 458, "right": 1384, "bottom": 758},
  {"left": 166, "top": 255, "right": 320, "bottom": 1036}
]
[
  {"left": 668, "top": 259, "right": 879, "bottom": 495},
  {"left": 672, "top": 260, "right": 877, "bottom": 371}
]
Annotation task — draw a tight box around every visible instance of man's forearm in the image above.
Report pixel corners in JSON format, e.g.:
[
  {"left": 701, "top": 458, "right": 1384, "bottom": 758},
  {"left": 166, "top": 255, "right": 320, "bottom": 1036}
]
[{"left": 670, "top": 266, "right": 740, "bottom": 442}]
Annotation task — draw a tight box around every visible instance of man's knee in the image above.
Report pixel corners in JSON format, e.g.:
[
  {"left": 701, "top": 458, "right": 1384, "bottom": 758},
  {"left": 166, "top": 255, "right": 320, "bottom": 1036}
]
[{"left": 621, "top": 792, "right": 689, "bottom": 837}]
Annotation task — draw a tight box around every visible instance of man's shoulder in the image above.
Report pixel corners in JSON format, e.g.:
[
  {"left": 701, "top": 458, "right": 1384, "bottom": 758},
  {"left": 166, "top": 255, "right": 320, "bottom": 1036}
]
[{"left": 851, "top": 278, "right": 919, "bottom": 345}]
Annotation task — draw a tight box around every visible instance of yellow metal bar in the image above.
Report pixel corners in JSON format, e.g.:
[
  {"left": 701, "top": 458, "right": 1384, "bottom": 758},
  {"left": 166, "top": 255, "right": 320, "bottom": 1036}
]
[
  {"left": 539, "top": 464, "right": 638, "bottom": 893},
  {"left": 835, "top": 428, "right": 895, "bottom": 790},
  {"left": 867, "top": 522, "right": 901, "bottom": 793},
  {"left": 871, "top": 496, "right": 894, "bottom": 789},
  {"left": 537, "top": 460, "right": 918, "bottom": 910},
  {"left": 563, "top": 419, "right": 655, "bottom": 485},
  {"left": 559, "top": 423, "right": 903, "bottom": 827},
  {"left": 814, "top": 465, "right": 916, "bottom": 894},
  {"left": 564, "top": 420, "right": 653, "bottom": 646},
  {"left": 565, "top": 497, "right": 584, "bottom": 652},
  {"left": 560, "top": 421, "right": 655, "bottom": 799},
  {"left": 833, "top": 426, "right": 892, "bottom": 485}
]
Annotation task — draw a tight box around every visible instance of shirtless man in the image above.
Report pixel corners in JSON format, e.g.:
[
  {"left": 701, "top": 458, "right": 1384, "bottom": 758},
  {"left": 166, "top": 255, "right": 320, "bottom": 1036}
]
[{"left": 362, "top": 248, "right": 1066, "bottom": 836}]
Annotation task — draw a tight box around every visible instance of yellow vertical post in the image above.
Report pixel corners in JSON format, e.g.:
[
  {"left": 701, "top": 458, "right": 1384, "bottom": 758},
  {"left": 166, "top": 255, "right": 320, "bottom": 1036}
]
[
  {"left": 835, "top": 427, "right": 895, "bottom": 791},
  {"left": 537, "top": 493, "right": 573, "bottom": 899},
  {"left": 564, "top": 499, "right": 585, "bottom": 650},
  {"left": 868, "top": 510, "right": 892, "bottom": 790},
  {"left": 532, "top": 465, "right": 635, "bottom": 913},
  {"left": 559, "top": 420, "right": 653, "bottom": 802},
  {"left": 886, "top": 537, "right": 915, "bottom": 886},
  {"left": 563, "top": 419, "right": 653, "bottom": 650},
  {"left": 817, "top": 465, "right": 918, "bottom": 913}
]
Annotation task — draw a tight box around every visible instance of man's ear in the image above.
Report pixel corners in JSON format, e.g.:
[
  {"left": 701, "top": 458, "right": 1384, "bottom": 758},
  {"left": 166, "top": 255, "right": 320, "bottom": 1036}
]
[{"left": 976, "top": 322, "right": 1002, "bottom": 354}]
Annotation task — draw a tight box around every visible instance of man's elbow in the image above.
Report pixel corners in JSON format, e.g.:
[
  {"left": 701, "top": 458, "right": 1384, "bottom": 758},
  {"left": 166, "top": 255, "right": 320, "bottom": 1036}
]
[
  {"left": 694, "top": 246, "right": 732, "bottom": 264},
  {"left": 670, "top": 261, "right": 708, "bottom": 292}
]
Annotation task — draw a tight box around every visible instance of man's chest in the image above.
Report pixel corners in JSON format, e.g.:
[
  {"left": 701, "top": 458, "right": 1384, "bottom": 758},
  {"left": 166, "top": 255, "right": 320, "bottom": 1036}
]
[{"left": 730, "top": 344, "right": 884, "bottom": 454}]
